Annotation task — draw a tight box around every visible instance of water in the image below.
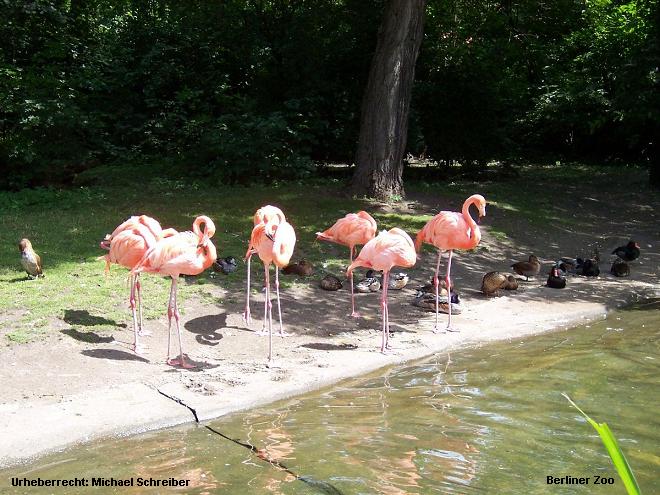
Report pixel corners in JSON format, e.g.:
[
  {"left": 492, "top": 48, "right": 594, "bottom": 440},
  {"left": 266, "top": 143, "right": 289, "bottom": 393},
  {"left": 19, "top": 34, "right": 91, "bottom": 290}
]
[{"left": 3, "top": 300, "right": 659, "bottom": 494}]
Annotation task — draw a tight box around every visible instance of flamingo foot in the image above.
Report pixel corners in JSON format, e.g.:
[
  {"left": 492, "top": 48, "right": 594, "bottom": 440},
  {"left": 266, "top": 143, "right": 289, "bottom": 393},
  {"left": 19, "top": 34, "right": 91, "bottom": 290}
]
[
  {"left": 446, "top": 325, "right": 460, "bottom": 333},
  {"left": 432, "top": 325, "right": 447, "bottom": 334},
  {"left": 242, "top": 311, "right": 252, "bottom": 325},
  {"left": 255, "top": 329, "right": 269, "bottom": 336},
  {"left": 132, "top": 343, "right": 147, "bottom": 355},
  {"left": 138, "top": 328, "right": 152, "bottom": 337},
  {"left": 278, "top": 330, "right": 291, "bottom": 338},
  {"left": 350, "top": 311, "right": 361, "bottom": 318},
  {"left": 167, "top": 354, "right": 196, "bottom": 369}
]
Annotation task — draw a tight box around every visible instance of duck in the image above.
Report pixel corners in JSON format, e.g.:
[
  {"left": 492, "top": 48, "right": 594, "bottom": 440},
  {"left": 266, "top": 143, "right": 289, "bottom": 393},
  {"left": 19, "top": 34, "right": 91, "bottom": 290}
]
[
  {"left": 503, "top": 274, "right": 518, "bottom": 290},
  {"left": 415, "top": 278, "right": 454, "bottom": 295},
  {"left": 319, "top": 274, "right": 343, "bottom": 290},
  {"left": 578, "top": 250, "right": 600, "bottom": 277},
  {"left": 212, "top": 256, "right": 237, "bottom": 275},
  {"left": 612, "top": 240, "right": 640, "bottom": 261},
  {"left": 481, "top": 271, "right": 508, "bottom": 296},
  {"left": 388, "top": 272, "right": 409, "bottom": 290},
  {"left": 355, "top": 273, "right": 381, "bottom": 293},
  {"left": 511, "top": 255, "right": 541, "bottom": 280},
  {"left": 610, "top": 259, "right": 630, "bottom": 277},
  {"left": 19, "top": 238, "right": 44, "bottom": 279},
  {"left": 546, "top": 266, "right": 566, "bottom": 289},
  {"left": 282, "top": 259, "right": 314, "bottom": 276},
  {"left": 413, "top": 292, "right": 462, "bottom": 314},
  {"left": 556, "top": 257, "right": 579, "bottom": 275}
]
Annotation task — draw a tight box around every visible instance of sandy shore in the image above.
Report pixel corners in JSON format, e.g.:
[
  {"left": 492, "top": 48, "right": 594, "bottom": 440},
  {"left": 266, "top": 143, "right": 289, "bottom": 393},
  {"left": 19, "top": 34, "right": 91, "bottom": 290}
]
[{"left": 1, "top": 187, "right": 658, "bottom": 469}]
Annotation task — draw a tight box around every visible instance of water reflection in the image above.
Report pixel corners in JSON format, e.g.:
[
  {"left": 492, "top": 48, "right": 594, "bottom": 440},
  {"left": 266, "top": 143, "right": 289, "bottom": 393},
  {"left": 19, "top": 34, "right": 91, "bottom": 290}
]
[{"left": 2, "top": 300, "right": 658, "bottom": 494}]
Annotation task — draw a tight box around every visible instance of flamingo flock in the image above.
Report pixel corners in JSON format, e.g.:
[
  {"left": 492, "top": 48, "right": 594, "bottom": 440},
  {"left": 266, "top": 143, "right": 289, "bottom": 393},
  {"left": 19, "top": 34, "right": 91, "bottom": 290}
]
[{"left": 100, "top": 195, "right": 487, "bottom": 366}]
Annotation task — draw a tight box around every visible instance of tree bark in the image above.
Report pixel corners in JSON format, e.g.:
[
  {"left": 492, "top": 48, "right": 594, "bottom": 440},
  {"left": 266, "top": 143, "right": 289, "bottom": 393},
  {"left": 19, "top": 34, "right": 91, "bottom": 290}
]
[{"left": 350, "top": 0, "right": 427, "bottom": 200}]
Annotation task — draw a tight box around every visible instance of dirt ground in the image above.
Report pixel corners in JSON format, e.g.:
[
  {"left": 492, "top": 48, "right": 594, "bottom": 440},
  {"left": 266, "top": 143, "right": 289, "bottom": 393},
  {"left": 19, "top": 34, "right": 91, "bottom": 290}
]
[{"left": 1, "top": 178, "right": 658, "bottom": 466}]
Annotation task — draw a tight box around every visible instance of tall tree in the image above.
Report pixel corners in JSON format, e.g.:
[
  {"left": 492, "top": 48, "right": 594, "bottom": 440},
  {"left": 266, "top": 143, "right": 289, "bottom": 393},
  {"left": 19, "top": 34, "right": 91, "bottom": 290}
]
[{"left": 351, "top": 0, "right": 427, "bottom": 200}]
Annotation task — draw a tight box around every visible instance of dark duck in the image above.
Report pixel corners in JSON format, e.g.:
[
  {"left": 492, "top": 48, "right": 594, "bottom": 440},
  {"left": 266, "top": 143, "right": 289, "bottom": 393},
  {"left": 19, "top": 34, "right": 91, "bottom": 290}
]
[
  {"left": 610, "top": 259, "right": 630, "bottom": 277},
  {"left": 546, "top": 266, "right": 567, "bottom": 289},
  {"left": 320, "top": 274, "right": 342, "bottom": 291},
  {"left": 511, "top": 255, "right": 541, "bottom": 280},
  {"left": 282, "top": 259, "right": 314, "bottom": 276},
  {"left": 577, "top": 251, "right": 600, "bottom": 277},
  {"left": 612, "top": 240, "right": 640, "bottom": 262},
  {"left": 212, "top": 256, "right": 237, "bottom": 275}
]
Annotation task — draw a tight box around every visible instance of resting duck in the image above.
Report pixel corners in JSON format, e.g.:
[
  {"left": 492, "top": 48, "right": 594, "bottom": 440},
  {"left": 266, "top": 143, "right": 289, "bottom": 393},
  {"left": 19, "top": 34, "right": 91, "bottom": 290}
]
[
  {"left": 282, "top": 259, "right": 314, "bottom": 276},
  {"left": 511, "top": 255, "right": 541, "bottom": 280},
  {"left": 610, "top": 259, "right": 630, "bottom": 277},
  {"left": 19, "top": 238, "right": 44, "bottom": 279},
  {"left": 388, "top": 272, "right": 409, "bottom": 290},
  {"left": 481, "top": 271, "right": 508, "bottom": 296},
  {"left": 356, "top": 273, "right": 381, "bottom": 293},
  {"left": 320, "top": 274, "right": 343, "bottom": 290},
  {"left": 612, "top": 240, "right": 640, "bottom": 261},
  {"left": 578, "top": 251, "right": 600, "bottom": 277},
  {"left": 415, "top": 278, "right": 454, "bottom": 295},
  {"left": 503, "top": 274, "right": 518, "bottom": 290},
  {"left": 413, "top": 292, "right": 462, "bottom": 314},
  {"left": 546, "top": 266, "right": 567, "bottom": 289},
  {"left": 212, "top": 256, "right": 237, "bottom": 275}
]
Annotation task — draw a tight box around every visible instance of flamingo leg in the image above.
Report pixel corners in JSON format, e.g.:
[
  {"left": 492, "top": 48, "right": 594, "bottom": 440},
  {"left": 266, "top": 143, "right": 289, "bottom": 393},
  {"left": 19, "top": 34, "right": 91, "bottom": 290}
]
[
  {"left": 256, "top": 262, "right": 269, "bottom": 336},
  {"left": 274, "top": 267, "right": 288, "bottom": 337},
  {"left": 136, "top": 274, "right": 150, "bottom": 336},
  {"left": 165, "top": 277, "right": 175, "bottom": 363},
  {"left": 433, "top": 250, "right": 444, "bottom": 334},
  {"left": 168, "top": 277, "right": 195, "bottom": 369},
  {"left": 349, "top": 246, "right": 360, "bottom": 318},
  {"left": 243, "top": 254, "right": 252, "bottom": 325},
  {"left": 129, "top": 274, "right": 143, "bottom": 354},
  {"left": 446, "top": 250, "right": 458, "bottom": 332},
  {"left": 383, "top": 271, "right": 391, "bottom": 350},
  {"left": 265, "top": 264, "right": 273, "bottom": 363}
]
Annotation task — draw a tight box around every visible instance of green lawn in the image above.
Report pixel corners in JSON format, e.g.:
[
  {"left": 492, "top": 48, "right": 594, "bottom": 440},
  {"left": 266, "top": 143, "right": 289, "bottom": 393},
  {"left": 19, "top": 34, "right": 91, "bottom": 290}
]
[{"left": 1, "top": 163, "right": 652, "bottom": 343}]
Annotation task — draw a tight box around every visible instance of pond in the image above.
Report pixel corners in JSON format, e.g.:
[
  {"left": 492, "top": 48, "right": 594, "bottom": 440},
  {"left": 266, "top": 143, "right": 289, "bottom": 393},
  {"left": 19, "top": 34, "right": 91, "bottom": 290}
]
[{"left": 3, "top": 300, "right": 658, "bottom": 494}]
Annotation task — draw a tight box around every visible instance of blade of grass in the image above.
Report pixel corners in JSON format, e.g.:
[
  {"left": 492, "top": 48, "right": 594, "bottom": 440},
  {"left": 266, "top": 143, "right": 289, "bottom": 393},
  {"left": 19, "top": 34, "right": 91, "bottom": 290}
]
[{"left": 562, "top": 393, "right": 641, "bottom": 495}]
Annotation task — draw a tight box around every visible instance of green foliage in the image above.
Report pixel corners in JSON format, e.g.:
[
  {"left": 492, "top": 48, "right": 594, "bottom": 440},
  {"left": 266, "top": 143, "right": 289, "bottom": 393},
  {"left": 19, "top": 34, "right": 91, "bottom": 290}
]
[{"left": 563, "top": 394, "right": 641, "bottom": 495}]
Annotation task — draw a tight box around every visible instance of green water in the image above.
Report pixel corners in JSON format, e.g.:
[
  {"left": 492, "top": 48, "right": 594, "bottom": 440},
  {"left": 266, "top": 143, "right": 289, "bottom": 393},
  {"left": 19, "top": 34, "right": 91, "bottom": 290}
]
[{"left": 3, "top": 301, "right": 659, "bottom": 494}]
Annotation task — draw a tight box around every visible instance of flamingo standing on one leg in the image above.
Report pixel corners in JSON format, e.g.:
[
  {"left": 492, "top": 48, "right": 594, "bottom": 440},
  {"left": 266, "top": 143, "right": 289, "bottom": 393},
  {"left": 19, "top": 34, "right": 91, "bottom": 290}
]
[
  {"left": 316, "top": 211, "right": 377, "bottom": 317},
  {"left": 132, "top": 216, "right": 217, "bottom": 368},
  {"left": 415, "top": 194, "right": 486, "bottom": 333},
  {"left": 347, "top": 228, "right": 416, "bottom": 353},
  {"left": 246, "top": 220, "right": 296, "bottom": 362},
  {"left": 100, "top": 215, "right": 177, "bottom": 353},
  {"left": 244, "top": 205, "right": 286, "bottom": 328}
]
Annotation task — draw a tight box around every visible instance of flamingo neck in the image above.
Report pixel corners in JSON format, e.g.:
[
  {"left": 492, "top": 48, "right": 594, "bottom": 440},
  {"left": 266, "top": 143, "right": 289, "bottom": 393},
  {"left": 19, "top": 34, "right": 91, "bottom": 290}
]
[{"left": 462, "top": 198, "right": 481, "bottom": 248}]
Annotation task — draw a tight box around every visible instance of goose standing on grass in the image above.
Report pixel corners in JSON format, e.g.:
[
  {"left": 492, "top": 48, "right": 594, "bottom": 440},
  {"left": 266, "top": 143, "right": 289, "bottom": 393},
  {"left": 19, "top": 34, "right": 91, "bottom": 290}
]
[
  {"left": 19, "top": 238, "right": 43, "bottom": 279},
  {"left": 415, "top": 194, "right": 486, "bottom": 333},
  {"left": 317, "top": 211, "right": 377, "bottom": 317},
  {"left": 347, "top": 228, "right": 416, "bottom": 352}
]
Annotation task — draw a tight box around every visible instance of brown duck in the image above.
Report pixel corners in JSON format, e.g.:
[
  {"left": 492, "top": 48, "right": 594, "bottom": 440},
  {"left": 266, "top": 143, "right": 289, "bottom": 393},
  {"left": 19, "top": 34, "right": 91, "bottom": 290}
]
[
  {"left": 19, "top": 238, "right": 43, "bottom": 278},
  {"left": 282, "top": 259, "right": 314, "bottom": 276},
  {"left": 481, "top": 271, "right": 518, "bottom": 296},
  {"left": 511, "top": 255, "right": 541, "bottom": 280},
  {"left": 320, "top": 274, "right": 342, "bottom": 290},
  {"left": 610, "top": 259, "right": 630, "bottom": 277}
]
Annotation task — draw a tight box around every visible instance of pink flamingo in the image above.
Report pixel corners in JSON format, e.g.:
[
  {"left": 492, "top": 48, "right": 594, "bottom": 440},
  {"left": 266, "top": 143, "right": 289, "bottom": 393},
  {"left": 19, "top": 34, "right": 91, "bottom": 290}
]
[
  {"left": 132, "top": 216, "right": 217, "bottom": 368},
  {"left": 244, "top": 205, "right": 286, "bottom": 328},
  {"left": 316, "top": 211, "right": 377, "bottom": 317},
  {"left": 415, "top": 194, "right": 486, "bottom": 333},
  {"left": 246, "top": 219, "right": 296, "bottom": 362},
  {"left": 101, "top": 215, "right": 177, "bottom": 353},
  {"left": 347, "top": 228, "right": 416, "bottom": 352}
]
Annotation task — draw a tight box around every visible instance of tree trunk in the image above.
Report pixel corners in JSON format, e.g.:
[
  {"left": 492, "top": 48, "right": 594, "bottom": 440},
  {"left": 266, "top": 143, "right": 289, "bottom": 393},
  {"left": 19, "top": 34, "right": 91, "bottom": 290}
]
[{"left": 350, "top": 0, "right": 427, "bottom": 200}]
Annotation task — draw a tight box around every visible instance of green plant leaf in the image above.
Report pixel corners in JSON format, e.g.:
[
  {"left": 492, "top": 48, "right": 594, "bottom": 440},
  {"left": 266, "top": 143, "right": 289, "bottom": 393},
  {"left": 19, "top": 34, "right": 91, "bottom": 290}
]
[{"left": 562, "top": 393, "right": 641, "bottom": 495}]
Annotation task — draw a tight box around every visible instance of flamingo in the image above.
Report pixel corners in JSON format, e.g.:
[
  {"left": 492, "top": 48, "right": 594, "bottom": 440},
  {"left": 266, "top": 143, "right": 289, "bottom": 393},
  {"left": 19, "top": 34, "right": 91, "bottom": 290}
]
[
  {"left": 100, "top": 215, "right": 177, "bottom": 353},
  {"left": 347, "top": 228, "right": 416, "bottom": 352},
  {"left": 415, "top": 194, "right": 486, "bottom": 333},
  {"left": 316, "top": 211, "right": 377, "bottom": 317},
  {"left": 244, "top": 205, "right": 286, "bottom": 328},
  {"left": 132, "top": 216, "right": 217, "bottom": 368},
  {"left": 246, "top": 219, "right": 296, "bottom": 362}
]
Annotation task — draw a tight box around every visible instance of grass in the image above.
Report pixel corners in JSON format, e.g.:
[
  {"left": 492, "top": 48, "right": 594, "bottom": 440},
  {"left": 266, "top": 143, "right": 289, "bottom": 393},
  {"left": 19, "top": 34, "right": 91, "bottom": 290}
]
[{"left": 1, "top": 162, "right": 654, "bottom": 343}]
